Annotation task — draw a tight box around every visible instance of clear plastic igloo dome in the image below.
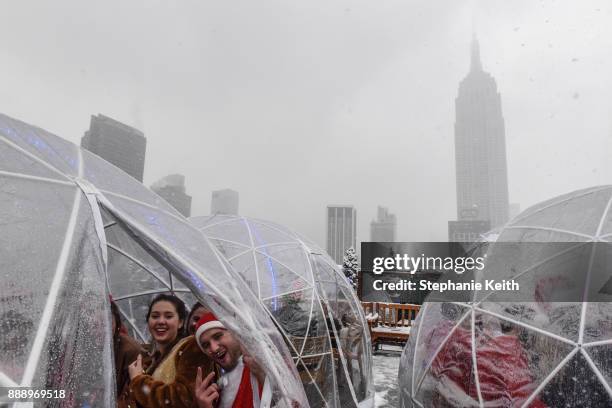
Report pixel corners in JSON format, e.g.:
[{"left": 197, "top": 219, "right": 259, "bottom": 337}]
[
  {"left": 0, "top": 113, "right": 307, "bottom": 407},
  {"left": 400, "top": 186, "right": 612, "bottom": 407},
  {"left": 191, "top": 215, "right": 374, "bottom": 408}
]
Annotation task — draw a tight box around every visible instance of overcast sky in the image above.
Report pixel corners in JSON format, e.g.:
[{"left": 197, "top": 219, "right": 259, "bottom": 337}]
[{"left": 1, "top": 0, "right": 611, "bottom": 247}]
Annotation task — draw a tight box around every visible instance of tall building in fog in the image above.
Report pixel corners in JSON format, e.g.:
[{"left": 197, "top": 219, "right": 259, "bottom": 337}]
[
  {"left": 326, "top": 205, "right": 357, "bottom": 265},
  {"left": 370, "top": 206, "right": 396, "bottom": 241},
  {"left": 454, "top": 37, "right": 509, "bottom": 230},
  {"left": 151, "top": 174, "right": 192, "bottom": 217},
  {"left": 81, "top": 114, "right": 146, "bottom": 181},
  {"left": 211, "top": 189, "right": 239, "bottom": 215}
]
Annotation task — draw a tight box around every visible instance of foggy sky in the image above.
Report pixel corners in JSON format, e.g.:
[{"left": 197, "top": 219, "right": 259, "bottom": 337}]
[{"left": 1, "top": 0, "right": 611, "bottom": 248}]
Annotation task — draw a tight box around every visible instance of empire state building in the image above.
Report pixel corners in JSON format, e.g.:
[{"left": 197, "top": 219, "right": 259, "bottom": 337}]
[{"left": 454, "top": 37, "right": 509, "bottom": 229}]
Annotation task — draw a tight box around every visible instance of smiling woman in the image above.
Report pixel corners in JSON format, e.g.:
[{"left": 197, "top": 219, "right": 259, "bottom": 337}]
[
  {"left": 124, "top": 294, "right": 217, "bottom": 408},
  {"left": 146, "top": 295, "right": 187, "bottom": 355}
]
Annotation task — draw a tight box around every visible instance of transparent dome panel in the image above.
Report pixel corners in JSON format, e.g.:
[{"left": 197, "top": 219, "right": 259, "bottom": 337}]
[
  {"left": 106, "top": 196, "right": 230, "bottom": 281},
  {"left": 190, "top": 214, "right": 236, "bottom": 230},
  {"left": 0, "top": 178, "right": 77, "bottom": 383},
  {"left": 246, "top": 219, "right": 297, "bottom": 246},
  {"left": 82, "top": 149, "right": 179, "bottom": 214},
  {"left": 267, "top": 288, "right": 316, "bottom": 339},
  {"left": 301, "top": 301, "right": 332, "bottom": 358},
  {"left": 297, "top": 355, "right": 338, "bottom": 408},
  {"left": 498, "top": 227, "right": 590, "bottom": 243},
  {"left": 479, "top": 301, "right": 582, "bottom": 343},
  {"left": 582, "top": 303, "right": 612, "bottom": 343},
  {"left": 31, "top": 198, "right": 113, "bottom": 405},
  {"left": 107, "top": 248, "right": 171, "bottom": 298},
  {"left": 511, "top": 188, "right": 612, "bottom": 237},
  {"left": 415, "top": 316, "right": 480, "bottom": 407},
  {"left": 0, "top": 137, "right": 70, "bottom": 181},
  {"left": 585, "top": 345, "right": 612, "bottom": 390},
  {"left": 207, "top": 238, "right": 251, "bottom": 261},
  {"left": 410, "top": 303, "right": 471, "bottom": 392},
  {"left": 473, "top": 313, "right": 573, "bottom": 407},
  {"left": 194, "top": 215, "right": 371, "bottom": 408},
  {"left": 536, "top": 351, "right": 612, "bottom": 407},
  {"left": 254, "top": 243, "right": 312, "bottom": 282},
  {"left": 200, "top": 217, "right": 253, "bottom": 246},
  {"left": 253, "top": 252, "right": 312, "bottom": 300},
  {"left": 0, "top": 114, "right": 78, "bottom": 177}
]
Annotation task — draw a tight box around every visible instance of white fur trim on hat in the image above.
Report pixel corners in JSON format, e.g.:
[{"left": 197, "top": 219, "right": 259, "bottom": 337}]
[{"left": 195, "top": 321, "right": 225, "bottom": 351}]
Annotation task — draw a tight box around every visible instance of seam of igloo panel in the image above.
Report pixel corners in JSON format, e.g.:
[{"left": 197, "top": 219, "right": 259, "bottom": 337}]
[
  {"left": 0, "top": 133, "right": 71, "bottom": 181},
  {"left": 317, "top": 287, "right": 359, "bottom": 404},
  {"left": 411, "top": 302, "right": 429, "bottom": 397},
  {"left": 19, "top": 150, "right": 83, "bottom": 386},
  {"left": 0, "top": 169, "right": 74, "bottom": 186},
  {"left": 470, "top": 308, "right": 484, "bottom": 407},
  {"left": 594, "top": 196, "right": 612, "bottom": 237},
  {"left": 243, "top": 218, "right": 264, "bottom": 300},
  {"left": 100, "top": 188, "right": 187, "bottom": 226},
  {"left": 502, "top": 225, "right": 595, "bottom": 240},
  {"left": 579, "top": 243, "right": 601, "bottom": 345},
  {"left": 584, "top": 338, "right": 612, "bottom": 347}
]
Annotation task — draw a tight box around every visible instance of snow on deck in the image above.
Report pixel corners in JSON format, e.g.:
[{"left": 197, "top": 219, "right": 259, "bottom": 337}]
[{"left": 373, "top": 345, "right": 403, "bottom": 407}]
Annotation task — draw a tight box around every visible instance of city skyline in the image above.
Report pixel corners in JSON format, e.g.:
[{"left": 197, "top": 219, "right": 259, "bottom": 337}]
[{"left": 1, "top": 1, "right": 610, "bottom": 249}]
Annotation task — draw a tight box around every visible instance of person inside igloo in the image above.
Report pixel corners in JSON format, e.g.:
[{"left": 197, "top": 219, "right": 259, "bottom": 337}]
[
  {"left": 120, "top": 294, "right": 216, "bottom": 408},
  {"left": 400, "top": 186, "right": 612, "bottom": 408}
]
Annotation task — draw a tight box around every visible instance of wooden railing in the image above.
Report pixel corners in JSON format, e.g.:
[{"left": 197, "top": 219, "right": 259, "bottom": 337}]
[{"left": 361, "top": 302, "right": 421, "bottom": 348}]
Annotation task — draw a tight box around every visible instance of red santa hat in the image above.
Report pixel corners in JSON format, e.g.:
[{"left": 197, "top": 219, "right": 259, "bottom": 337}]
[{"left": 195, "top": 312, "right": 225, "bottom": 351}]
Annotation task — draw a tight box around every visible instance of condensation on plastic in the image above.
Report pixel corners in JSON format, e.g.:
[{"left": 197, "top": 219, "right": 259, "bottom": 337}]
[
  {"left": 35, "top": 198, "right": 115, "bottom": 406},
  {"left": 192, "top": 215, "right": 375, "bottom": 408},
  {"left": 400, "top": 186, "right": 612, "bottom": 408},
  {"left": 0, "top": 112, "right": 307, "bottom": 407},
  {"left": 0, "top": 177, "right": 76, "bottom": 383}
]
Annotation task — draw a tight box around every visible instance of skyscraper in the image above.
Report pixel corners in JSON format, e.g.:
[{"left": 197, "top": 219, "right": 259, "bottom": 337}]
[
  {"left": 326, "top": 205, "right": 357, "bottom": 265},
  {"left": 370, "top": 206, "right": 397, "bottom": 241},
  {"left": 453, "top": 36, "right": 510, "bottom": 232},
  {"left": 211, "top": 189, "right": 239, "bottom": 215},
  {"left": 151, "top": 174, "right": 192, "bottom": 217},
  {"left": 81, "top": 114, "right": 146, "bottom": 182}
]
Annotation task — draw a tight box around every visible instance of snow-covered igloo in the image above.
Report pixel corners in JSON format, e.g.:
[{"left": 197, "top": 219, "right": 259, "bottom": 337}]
[
  {"left": 0, "top": 113, "right": 307, "bottom": 407},
  {"left": 400, "top": 186, "right": 612, "bottom": 407},
  {"left": 191, "top": 215, "right": 374, "bottom": 408}
]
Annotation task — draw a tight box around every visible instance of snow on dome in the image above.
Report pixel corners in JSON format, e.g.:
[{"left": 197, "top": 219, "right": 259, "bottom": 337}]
[
  {"left": 191, "top": 214, "right": 375, "bottom": 408},
  {"left": 0, "top": 113, "right": 307, "bottom": 407},
  {"left": 399, "top": 186, "right": 612, "bottom": 407}
]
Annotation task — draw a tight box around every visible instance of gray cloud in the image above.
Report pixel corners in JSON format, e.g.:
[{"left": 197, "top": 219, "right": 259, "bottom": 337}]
[{"left": 1, "top": 0, "right": 610, "bottom": 247}]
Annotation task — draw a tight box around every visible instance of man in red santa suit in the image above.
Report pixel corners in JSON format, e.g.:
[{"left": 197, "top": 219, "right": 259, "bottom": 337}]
[{"left": 193, "top": 312, "right": 269, "bottom": 408}]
